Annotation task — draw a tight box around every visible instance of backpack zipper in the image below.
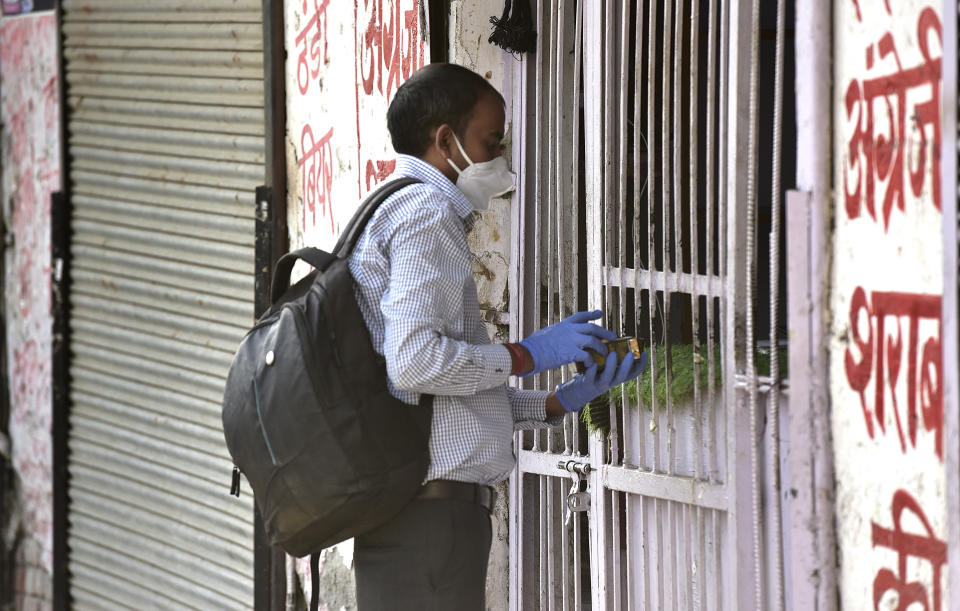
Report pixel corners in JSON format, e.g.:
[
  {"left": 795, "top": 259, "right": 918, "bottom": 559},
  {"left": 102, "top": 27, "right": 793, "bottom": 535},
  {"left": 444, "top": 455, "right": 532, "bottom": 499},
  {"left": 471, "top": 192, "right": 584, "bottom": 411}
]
[
  {"left": 312, "top": 284, "right": 343, "bottom": 367},
  {"left": 230, "top": 466, "right": 241, "bottom": 497}
]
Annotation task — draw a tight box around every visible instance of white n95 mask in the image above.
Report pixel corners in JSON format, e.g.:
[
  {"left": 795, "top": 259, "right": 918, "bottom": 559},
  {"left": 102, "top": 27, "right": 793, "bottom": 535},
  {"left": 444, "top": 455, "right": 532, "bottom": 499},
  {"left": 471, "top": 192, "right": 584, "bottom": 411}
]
[{"left": 446, "top": 134, "right": 516, "bottom": 211}]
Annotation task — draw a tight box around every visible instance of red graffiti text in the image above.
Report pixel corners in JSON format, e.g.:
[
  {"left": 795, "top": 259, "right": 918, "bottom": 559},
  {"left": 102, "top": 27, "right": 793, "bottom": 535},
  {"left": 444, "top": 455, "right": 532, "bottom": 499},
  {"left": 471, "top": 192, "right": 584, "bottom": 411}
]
[
  {"left": 844, "top": 7, "right": 941, "bottom": 231},
  {"left": 296, "top": 0, "right": 330, "bottom": 96},
  {"left": 871, "top": 489, "right": 946, "bottom": 611},
  {"left": 355, "top": 0, "right": 425, "bottom": 197},
  {"left": 365, "top": 159, "right": 397, "bottom": 192},
  {"left": 298, "top": 124, "right": 334, "bottom": 233},
  {"left": 357, "top": 0, "right": 424, "bottom": 100},
  {"left": 851, "top": 0, "right": 893, "bottom": 23},
  {"left": 844, "top": 287, "right": 942, "bottom": 459}
]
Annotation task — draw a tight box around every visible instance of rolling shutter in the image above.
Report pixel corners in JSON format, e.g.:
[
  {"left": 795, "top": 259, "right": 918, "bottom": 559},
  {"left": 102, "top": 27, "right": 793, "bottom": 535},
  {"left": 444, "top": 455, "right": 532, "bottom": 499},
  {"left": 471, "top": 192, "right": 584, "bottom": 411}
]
[{"left": 61, "top": 1, "right": 263, "bottom": 607}]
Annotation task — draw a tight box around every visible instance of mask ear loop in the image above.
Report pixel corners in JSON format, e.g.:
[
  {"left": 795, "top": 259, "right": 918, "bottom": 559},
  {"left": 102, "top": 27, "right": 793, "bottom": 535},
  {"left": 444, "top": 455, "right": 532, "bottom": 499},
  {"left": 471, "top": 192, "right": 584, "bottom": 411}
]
[{"left": 446, "top": 132, "right": 474, "bottom": 175}]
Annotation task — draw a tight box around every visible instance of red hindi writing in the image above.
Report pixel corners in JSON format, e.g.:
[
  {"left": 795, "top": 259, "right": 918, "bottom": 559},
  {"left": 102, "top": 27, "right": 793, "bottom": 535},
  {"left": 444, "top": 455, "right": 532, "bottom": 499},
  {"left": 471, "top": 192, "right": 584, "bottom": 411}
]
[
  {"left": 844, "top": 287, "right": 943, "bottom": 460},
  {"left": 296, "top": 0, "right": 330, "bottom": 96},
  {"left": 850, "top": 0, "right": 894, "bottom": 23},
  {"left": 871, "top": 489, "right": 946, "bottom": 611},
  {"left": 298, "top": 124, "right": 335, "bottom": 233},
  {"left": 357, "top": 0, "right": 424, "bottom": 100},
  {"left": 844, "top": 7, "right": 941, "bottom": 231},
  {"left": 354, "top": 0, "right": 425, "bottom": 197},
  {"left": 365, "top": 158, "right": 397, "bottom": 192}
]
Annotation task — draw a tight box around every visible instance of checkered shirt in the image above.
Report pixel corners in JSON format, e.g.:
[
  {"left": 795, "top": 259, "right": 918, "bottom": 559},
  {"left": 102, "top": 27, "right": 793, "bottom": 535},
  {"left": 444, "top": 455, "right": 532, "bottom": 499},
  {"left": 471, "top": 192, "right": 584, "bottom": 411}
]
[{"left": 348, "top": 154, "right": 558, "bottom": 485}]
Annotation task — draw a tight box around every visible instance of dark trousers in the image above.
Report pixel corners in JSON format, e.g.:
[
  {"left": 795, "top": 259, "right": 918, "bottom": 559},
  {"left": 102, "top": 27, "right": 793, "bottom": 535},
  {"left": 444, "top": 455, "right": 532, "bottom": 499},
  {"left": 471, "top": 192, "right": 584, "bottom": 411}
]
[{"left": 354, "top": 497, "right": 492, "bottom": 610}]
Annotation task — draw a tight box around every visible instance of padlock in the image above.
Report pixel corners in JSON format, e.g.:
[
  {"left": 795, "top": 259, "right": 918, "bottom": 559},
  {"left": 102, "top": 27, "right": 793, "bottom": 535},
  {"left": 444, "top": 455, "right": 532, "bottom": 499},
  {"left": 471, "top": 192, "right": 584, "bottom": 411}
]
[{"left": 566, "top": 490, "right": 591, "bottom": 513}]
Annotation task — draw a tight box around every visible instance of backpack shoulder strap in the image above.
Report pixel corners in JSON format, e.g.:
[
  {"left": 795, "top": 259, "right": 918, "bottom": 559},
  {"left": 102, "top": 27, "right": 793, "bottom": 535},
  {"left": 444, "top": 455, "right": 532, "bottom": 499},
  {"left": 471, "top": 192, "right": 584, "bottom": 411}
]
[
  {"left": 333, "top": 176, "right": 422, "bottom": 257},
  {"left": 310, "top": 552, "right": 321, "bottom": 611}
]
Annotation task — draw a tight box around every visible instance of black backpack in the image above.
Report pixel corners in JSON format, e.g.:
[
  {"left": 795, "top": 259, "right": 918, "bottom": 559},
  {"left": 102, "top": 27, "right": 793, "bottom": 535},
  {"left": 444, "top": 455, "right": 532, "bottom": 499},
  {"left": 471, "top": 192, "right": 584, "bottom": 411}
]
[{"left": 221, "top": 177, "right": 431, "bottom": 563}]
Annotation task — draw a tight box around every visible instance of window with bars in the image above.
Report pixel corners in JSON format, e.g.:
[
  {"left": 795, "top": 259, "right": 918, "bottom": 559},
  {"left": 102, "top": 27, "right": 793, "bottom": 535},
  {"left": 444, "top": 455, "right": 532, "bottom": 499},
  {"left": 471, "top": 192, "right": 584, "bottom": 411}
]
[{"left": 509, "top": 1, "right": 796, "bottom": 609}]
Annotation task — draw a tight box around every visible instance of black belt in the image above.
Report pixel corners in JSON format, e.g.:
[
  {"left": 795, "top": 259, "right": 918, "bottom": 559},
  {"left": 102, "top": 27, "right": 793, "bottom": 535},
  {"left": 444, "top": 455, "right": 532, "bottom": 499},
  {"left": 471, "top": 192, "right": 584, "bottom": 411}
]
[{"left": 417, "top": 480, "right": 496, "bottom": 512}]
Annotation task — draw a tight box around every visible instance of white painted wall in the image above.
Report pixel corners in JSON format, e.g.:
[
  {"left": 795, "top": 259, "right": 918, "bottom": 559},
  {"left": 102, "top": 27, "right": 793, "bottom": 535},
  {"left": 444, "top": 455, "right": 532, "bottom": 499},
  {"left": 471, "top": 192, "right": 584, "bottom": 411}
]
[
  {"left": 452, "top": 0, "right": 514, "bottom": 343},
  {"left": 0, "top": 9, "right": 59, "bottom": 606},
  {"left": 285, "top": 0, "right": 428, "bottom": 253},
  {"left": 831, "top": 1, "right": 947, "bottom": 608}
]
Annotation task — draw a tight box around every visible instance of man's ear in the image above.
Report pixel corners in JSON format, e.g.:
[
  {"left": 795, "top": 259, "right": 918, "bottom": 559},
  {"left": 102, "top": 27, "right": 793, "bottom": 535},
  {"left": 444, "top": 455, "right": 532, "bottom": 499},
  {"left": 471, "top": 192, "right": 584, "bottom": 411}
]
[{"left": 433, "top": 124, "right": 454, "bottom": 159}]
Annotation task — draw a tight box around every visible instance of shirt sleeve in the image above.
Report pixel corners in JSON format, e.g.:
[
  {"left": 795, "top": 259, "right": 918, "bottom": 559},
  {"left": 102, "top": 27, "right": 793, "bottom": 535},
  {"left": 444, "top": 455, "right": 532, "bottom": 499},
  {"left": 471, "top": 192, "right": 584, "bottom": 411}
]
[
  {"left": 381, "top": 201, "right": 512, "bottom": 396},
  {"left": 506, "top": 387, "right": 565, "bottom": 430}
]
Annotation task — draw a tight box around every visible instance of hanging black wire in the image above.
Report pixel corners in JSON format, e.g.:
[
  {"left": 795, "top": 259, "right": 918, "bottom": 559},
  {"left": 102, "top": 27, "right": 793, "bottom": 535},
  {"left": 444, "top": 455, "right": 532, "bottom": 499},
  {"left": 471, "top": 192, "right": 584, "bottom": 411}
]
[{"left": 488, "top": 0, "right": 537, "bottom": 54}]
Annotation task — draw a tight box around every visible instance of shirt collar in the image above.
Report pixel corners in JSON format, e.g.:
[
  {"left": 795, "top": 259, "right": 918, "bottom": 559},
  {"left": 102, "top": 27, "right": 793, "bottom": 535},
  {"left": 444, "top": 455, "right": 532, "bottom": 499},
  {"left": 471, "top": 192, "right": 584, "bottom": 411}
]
[{"left": 394, "top": 154, "right": 475, "bottom": 221}]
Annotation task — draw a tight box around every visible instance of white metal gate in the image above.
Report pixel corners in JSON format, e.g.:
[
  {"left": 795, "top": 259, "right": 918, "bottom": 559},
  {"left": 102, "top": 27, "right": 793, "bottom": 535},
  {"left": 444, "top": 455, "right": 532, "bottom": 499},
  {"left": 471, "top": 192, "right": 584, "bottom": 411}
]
[
  {"left": 509, "top": 1, "right": 790, "bottom": 608},
  {"left": 61, "top": 1, "right": 263, "bottom": 607}
]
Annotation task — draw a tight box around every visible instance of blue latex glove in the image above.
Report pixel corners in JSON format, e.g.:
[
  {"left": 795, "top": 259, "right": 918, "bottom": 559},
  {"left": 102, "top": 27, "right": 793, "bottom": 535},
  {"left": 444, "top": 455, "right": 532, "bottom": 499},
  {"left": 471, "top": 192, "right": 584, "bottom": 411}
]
[
  {"left": 554, "top": 351, "right": 649, "bottom": 412},
  {"left": 518, "top": 310, "right": 617, "bottom": 375}
]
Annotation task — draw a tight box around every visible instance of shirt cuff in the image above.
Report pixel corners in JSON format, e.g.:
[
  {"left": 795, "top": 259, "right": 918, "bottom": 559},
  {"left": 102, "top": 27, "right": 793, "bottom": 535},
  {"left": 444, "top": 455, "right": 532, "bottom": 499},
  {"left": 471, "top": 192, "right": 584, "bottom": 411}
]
[
  {"left": 475, "top": 344, "right": 512, "bottom": 389},
  {"left": 509, "top": 389, "right": 562, "bottom": 429}
]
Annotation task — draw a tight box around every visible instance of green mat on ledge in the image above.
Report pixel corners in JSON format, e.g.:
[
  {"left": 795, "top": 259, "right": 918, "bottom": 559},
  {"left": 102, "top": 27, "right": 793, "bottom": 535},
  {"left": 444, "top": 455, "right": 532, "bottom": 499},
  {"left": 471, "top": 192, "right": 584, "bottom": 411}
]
[{"left": 581, "top": 343, "right": 788, "bottom": 436}]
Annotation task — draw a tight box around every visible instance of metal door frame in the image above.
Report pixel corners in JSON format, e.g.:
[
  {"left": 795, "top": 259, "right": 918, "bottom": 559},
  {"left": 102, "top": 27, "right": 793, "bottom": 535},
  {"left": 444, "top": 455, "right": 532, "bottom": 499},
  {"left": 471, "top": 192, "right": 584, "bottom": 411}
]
[
  {"left": 256, "top": 1, "right": 289, "bottom": 609},
  {"left": 508, "top": 1, "right": 589, "bottom": 608},
  {"left": 940, "top": 0, "right": 960, "bottom": 602},
  {"left": 786, "top": 1, "right": 838, "bottom": 608}
]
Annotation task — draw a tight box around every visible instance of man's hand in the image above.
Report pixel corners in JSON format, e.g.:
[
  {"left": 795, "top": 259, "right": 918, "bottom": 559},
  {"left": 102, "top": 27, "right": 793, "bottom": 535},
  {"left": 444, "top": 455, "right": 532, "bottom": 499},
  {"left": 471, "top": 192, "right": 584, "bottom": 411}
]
[
  {"left": 519, "top": 310, "right": 616, "bottom": 376},
  {"left": 553, "top": 351, "right": 649, "bottom": 413}
]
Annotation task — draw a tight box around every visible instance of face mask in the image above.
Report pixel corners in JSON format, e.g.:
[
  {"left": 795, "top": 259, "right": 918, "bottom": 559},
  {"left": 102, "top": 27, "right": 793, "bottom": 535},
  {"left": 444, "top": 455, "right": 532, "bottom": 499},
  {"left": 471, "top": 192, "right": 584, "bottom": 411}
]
[{"left": 446, "top": 134, "right": 516, "bottom": 211}]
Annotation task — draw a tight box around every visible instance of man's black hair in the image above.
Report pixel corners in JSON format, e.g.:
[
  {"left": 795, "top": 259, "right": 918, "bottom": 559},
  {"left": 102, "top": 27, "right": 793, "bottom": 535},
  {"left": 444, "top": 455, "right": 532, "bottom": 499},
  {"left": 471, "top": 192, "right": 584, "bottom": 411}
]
[{"left": 387, "top": 63, "right": 505, "bottom": 157}]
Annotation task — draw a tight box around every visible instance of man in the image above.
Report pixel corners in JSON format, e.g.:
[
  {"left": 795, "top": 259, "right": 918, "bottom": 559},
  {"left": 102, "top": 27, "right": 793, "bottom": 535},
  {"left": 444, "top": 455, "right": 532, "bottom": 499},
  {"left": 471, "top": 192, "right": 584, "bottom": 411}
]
[{"left": 348, "top": 63, "right": 647, "bottom": 610}]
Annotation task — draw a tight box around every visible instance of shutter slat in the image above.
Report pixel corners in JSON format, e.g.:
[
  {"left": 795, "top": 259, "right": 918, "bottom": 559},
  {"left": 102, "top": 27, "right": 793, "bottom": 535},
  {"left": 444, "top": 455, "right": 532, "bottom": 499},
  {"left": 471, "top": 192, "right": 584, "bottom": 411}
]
[
  {"left": 70, "top": 146, "right": 261, "bottom": 189},
  {"left": 69, "top": 98, "right": 264, "bottom": 136},
  {"left": 69, "top": 467, "right": 254, "bottom": 542},
  {"left": 64, "top": 0, "right": 261, "bottom": 22},
  {"left": 68, "top": 121, "right": 264, "bottom": 165},
  {"left": 63, "top": 48, "right": 263, "bottom": 78},
  {"left": 62, "top": 22, "right": 263, "bottom": 51},
  {"left": 67, "top": 534, "right": 246, "bottom": 610},
  {"left": 72, "top": 368, "right": 224, "bottom": 430},
  {"left": 72, "top": 220, "right": 255, "bottom": 269},
  {"left": 71, "top": 196, "right": 255, "bottom": 245},
  {"left": 71, "top": 169, "right": 254, "bottom": 215},
  {"left": 65, "top": 74, "right": 263, "bottom": 107},
  {"left": 72, "top": 346, "right": 227, "bottom": 404},
  {"left": 70, "top": 492, "right": 251, "bottom": 568},
  {"left": 71, "top": 317, "right": 235, "bottom": 376},
  {"left": 69, "top": 434, "right": 246, "bottom": 521},
  {"left": 71, "top": 273, "right": 252, "bottom": 331},
  {"left": 71, "top": 254, "right": 252, "bottom": 307}
]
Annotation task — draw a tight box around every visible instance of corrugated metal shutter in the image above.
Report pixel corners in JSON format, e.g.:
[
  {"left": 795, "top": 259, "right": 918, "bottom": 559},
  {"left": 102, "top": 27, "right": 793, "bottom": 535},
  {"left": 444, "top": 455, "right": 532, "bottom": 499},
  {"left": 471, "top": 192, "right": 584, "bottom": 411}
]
[{"left": 61, "top": 1, "right": 262, "bottom": 608}]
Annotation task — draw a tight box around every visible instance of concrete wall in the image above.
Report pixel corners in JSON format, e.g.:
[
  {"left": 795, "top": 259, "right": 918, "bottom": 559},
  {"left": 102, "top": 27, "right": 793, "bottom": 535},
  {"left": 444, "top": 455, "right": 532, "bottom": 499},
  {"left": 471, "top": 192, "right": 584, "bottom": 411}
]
[
  {"left": 452, "top": 0, "right": 513, "bottom": 344},
  {"left": 831, "top": 1, "right": 947, "bottom": 608},
  {"left": 284, "top": 1, "right": 514, "bottom": 609},
  {"left": 0, "top": 8, "right": 60, "bottom": 609}
]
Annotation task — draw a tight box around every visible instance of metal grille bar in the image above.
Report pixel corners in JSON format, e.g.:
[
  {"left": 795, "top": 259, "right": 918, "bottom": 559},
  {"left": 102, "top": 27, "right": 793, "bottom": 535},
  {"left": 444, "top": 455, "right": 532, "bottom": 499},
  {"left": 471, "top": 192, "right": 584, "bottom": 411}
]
[{"left": 511, "top": 2, "right": 590, "bottom": 609}]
